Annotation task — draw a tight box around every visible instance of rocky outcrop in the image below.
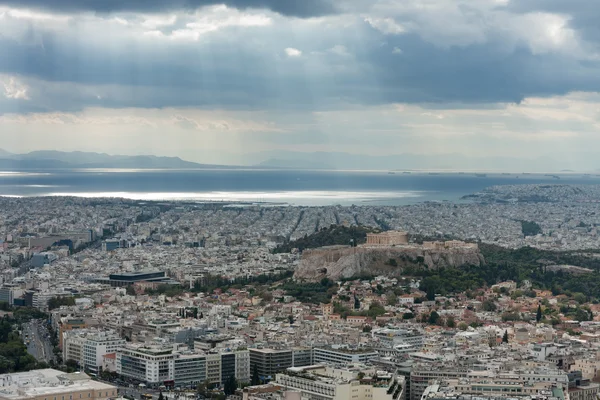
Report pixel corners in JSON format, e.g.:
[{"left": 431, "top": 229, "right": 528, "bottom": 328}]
[{"left": 293, "top": 245, "right": 485, "bottom": 281}]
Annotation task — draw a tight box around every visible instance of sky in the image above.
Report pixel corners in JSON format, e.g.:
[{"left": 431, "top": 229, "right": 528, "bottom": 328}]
[{"left": 1, "top": 0, "right": 600, "bottom": 168}]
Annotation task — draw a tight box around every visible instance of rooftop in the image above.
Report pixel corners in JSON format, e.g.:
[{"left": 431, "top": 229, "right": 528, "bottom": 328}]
[{"left": 0, "top": 369, "right": 116, "bottom": 400}]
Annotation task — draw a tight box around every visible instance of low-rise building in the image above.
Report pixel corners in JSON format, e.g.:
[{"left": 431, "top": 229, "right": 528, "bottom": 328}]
[
  {"left": 0, "top": 369, "right": 117, "bottom": 400},
  {"left": 275, "top": 365, "right": 403, "bottom": 400}
]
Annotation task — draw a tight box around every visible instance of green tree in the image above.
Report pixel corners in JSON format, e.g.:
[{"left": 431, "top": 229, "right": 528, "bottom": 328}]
[
  {"left": 458, "top": 322, "right": 468, "bottom": 331},
  {"left": 272, "top": 225, "right": 375, "bottom": 253},
  {"left": 402, "top": 312, "right": 414, "bottom": 320},
  {"left": 251, "top": 365, "right": 260, "bottom": 386},
  {"left": 428, "top": 311, "right": 440, "bottom": 325},
  {"left": 574, "top": 308, "right": 592, "bottom": 322},
  {"left": 224, "top": 375, "right": 238, "bottom": 395},
  {"left": 367, "top": 302, "right": 386, "bottom": 318},
  {"left": 196, "top": 380, "right": 209, "bottom": 396},
  {"left": 446, "top": 316, "right": 456, "bottom": 328},
  {"left": 536, "top": 304, "right": 542, "bottom": 322},
  {"left": 47, "top": 296, "right": 76, "bottom": 310},
  {"left": 502, "top": 330, "right": 509, "bottom": 343},
  {"left": 482, "top": 300, "right": 497, "bottom": 312},
  {"left": 354, "top": 295, "right": 361, "bottom": 310},
  {"left": 574, "top": 293, "right": 587, "bottom": 304},
  {"left": 193, "top": 307, "right": 199, "bottom": 319},
  {"left": 125, "top": 285, "right": 136, "bottom": 296},
  {"left": 288, "top": 315, "right": 294, "bottom": 324},
  {"left": 501, "top": 311, "right": 521, "bottom": 322},
  {"left": 387, "top": 293, "right": 397, "bottom": 306},
  {"left": 521, "top": 221, "right": 542, "bottom": 237}
]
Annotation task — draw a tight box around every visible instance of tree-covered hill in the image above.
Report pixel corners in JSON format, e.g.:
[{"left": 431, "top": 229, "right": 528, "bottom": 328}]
[
  {"left": 416, "top": 244, "right": 600, "bottom": 299},
  {"left": 273, "top": 225, "right": 377, "bottom": 253}
]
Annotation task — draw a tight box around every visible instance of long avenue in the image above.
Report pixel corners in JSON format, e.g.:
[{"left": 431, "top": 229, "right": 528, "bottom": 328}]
[{"left": 22, "top": 319, "right": 55, "bottom": 364}]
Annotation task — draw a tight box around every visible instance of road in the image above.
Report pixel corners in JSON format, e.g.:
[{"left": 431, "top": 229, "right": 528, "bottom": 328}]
[
  {"left": 93, "top": 379, "right": 202, "bottom": 400},
  {"left": 116, "top": 387, "right": 202, "bottom": 400},
  {"left": 23, "top": 319, "right": 55, "bottom": 364}
]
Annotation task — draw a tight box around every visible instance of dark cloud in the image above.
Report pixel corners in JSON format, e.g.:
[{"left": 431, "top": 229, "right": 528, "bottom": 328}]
[
  {"left": 2, "top": 13, "right": 600, "bottom": 114},
  {"left": 0, "top": 0, "right": 338, "bottom": 17}
]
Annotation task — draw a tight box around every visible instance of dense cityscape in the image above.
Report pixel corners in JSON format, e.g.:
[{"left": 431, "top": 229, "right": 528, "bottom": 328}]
[
  {"left": 3, "top": 0, "right": 600, "bottom": 398},
  {"left": 1, "top": 184, "right": 600, "bottom": 400}
]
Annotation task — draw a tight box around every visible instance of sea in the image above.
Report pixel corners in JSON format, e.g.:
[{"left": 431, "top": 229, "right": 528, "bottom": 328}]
[{"left": 1, "top": 169, "right": 599, "bottom": 206}]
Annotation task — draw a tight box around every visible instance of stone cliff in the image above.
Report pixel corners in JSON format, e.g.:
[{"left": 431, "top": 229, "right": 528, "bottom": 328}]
[{"left": 293, "top": 245, "right": 485, "bottom": 281}]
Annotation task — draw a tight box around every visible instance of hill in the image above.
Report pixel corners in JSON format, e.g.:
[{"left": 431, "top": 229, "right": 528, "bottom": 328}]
[
  {"left": 273, "top": 225, "right": 377, "bottom": 253},
  {"left": 294, "top": 242, "right": 484, "bottom": 281},
  {"left": 0, "top": 149, "right": 233, "bottom": 169},
  {"left": 257, "top": 158, "right": 334, "bottom": 170}
]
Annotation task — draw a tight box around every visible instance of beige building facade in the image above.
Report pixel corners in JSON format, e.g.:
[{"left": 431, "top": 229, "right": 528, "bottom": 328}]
[
  {"left": 365, "top": 231, "right": 408, "bottom": 246},
  {"left": 0, "top": 369, "right": 117, "bottom": 400}
]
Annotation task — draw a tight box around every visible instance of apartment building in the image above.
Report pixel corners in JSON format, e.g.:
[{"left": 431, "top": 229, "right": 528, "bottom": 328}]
[
  {"left": 372, "top": 328, "right": 425, "bottom": 349},
  {"left": 249, "top": 347, "right": 313, "bottom": 380},
  {"left": 173, "top": 353, "right": 206, "bottom": 387},
  {"left": 274, "top": 365, "right": 402, "bottom": 400},
  {"left": 249, "top": 348, "right": 293, "bottom": 379},
  {"left": 82, "top": 331, "right": 125, "bottom": 374},
  {"left": 63, "top": 333, "right": 86, "bottom": 366},
  {"left": 62, "top": 329, "right": 125, "bottom": 374},
  {"left": 116, "top": 343, "right": 249, "bottom": 387},
  {"left": 312, "top": 347, "right": 379, "bottom": 366},
  {"left": 422, "top": 378, "right": 566, "bottom": 400},
  {"left": 117, "top": 343, "right": 177, "bottom": 385}
]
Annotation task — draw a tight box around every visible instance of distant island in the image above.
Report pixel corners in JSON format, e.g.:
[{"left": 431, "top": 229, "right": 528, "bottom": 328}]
[{"left": 0, "top": 150, "right": 236, "bottom": 170}]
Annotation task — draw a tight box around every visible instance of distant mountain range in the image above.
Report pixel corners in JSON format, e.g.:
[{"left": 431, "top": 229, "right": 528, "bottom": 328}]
[
  {"left": 0, "top": 149, "right": 587, "bottom": 172},
  {"left": 0, "top": 150, "right": 230, "bottom": 169},
  {"left": 244, "top": 150, "right": 563, "bottom": 172},
  {"left": 257, "top": 158, "right": 335, "bottom": 170}
]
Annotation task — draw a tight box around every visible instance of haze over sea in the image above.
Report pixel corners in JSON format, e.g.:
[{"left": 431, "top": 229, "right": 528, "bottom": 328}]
[{"left": 1, "top": 169, "right": 599, "bottom": 206}]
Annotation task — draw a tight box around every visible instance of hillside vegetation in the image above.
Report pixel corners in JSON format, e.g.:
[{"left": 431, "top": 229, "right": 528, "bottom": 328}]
[
  {"left": 273, "top": 225, "right": 377, "bottom": 253},
  {"left": 416, "top": 244, "right": 600, "bottom": 299}
]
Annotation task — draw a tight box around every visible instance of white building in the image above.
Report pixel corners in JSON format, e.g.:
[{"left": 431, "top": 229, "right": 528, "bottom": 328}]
[
  {"left": 312, "top": 347, "right": 379, "bottom": 366},
  {"left": 117, "top": 343, "right": 177, "bottom": 385},
  {"left": 63, "top": 329, "right": 125, "bottom": 374},
  {"left": 32, "top": 291, "right": 73, "bottom": 311},
  {"left": 372, "top": 328, "right": 424, "bottom": 349},
  {"left": 275, "top": 365, "right": 403, "bottom": 400},
  {"left": 63, "top": 333, "right": 86, "bottom": 366},
  {"left": 82, "top": 331, "right": 125, "bottom": 374},
  {"left": 116, "top": 343, "right": 249, "bottom": 387},
  {"left": 530, "top": 343, "right": 557, "bottom": 361},
  {"left": 0, "top": 369, "right": 117, "bottom": 400}
]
